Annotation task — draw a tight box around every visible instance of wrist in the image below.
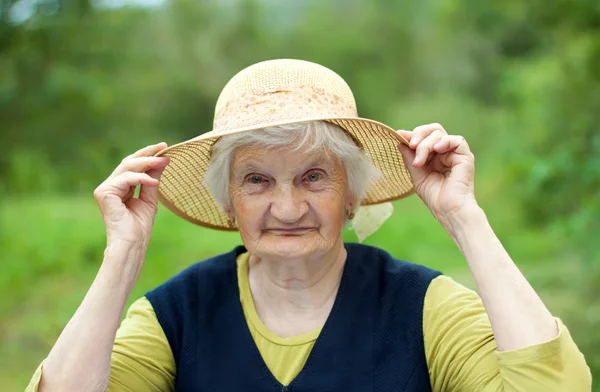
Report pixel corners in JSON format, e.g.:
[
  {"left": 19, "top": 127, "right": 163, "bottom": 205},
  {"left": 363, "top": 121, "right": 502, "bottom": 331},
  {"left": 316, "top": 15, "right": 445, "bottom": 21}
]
[
  {"left": 106, "top": 231, "right": 150, "bottom": 250},
  {"left": 438, "top": 201, "right": 487, "bottom": 239},
  {"left": 101, "top": 240, "right": 147, "bottom": 281}
]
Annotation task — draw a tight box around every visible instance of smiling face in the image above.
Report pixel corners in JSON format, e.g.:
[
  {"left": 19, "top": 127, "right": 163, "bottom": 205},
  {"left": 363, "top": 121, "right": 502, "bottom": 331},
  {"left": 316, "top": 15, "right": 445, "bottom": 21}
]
[{"left": 228, "top": 144, "right": 353, "bottom": 261}]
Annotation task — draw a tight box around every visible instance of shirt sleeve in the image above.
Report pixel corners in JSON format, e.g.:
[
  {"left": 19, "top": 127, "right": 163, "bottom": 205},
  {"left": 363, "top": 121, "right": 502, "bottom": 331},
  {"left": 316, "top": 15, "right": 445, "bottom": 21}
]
[
  {"left": 423, "top": 275, "right": 591, "bottom": 392},
  {"left": 24, "top": 297, "right": 176, "bottom": 392}
]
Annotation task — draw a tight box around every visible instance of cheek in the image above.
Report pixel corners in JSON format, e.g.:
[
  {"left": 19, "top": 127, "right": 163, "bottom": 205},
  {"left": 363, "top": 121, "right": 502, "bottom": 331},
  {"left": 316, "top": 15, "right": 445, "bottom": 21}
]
[
  {"left": 310, "top": 187, "right": 346, "bottom": 224},
  {"left": 231, "top": 191, "right": 267, "bottom": 230},
  {"left": 318, "top": 171, "right": 349, "bottom": 227},
  {"left": 323, "top": 169, "right": 348, "bottom": 203}
]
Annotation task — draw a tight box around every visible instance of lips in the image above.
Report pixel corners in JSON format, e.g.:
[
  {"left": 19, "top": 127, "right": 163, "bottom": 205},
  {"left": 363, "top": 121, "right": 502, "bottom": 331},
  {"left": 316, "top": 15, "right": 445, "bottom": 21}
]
[{"left": 267, "top": 227, "right": 316, "bottom": 234}]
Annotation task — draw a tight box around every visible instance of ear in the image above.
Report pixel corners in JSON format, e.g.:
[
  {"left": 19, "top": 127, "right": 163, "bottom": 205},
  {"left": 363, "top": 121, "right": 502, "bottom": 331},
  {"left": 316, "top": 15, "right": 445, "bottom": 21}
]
[
  {"left": 345, "top": 194, "right": 356, "bottom": 212},
  {"left": 224, "top": 207, "right": 236, "bottom": 219}
]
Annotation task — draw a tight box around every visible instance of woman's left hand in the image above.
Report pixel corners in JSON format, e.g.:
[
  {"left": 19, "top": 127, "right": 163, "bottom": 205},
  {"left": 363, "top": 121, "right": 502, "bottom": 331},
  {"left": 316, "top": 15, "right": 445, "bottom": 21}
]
[{"left": 397, "top": 123, "right": 477, "bottom": 222}]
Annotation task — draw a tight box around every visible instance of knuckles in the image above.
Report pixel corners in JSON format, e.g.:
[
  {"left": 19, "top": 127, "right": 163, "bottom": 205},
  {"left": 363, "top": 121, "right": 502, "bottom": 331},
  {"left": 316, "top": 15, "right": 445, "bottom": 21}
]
[
  {"left": 430, "top": 129, "right": 445, "bottom": 138},
  {"left": 428, "top": 123, "right": 445, "bottom": 133},
  {"left": 93, "top": 185, "right": 105, "bottom": 201},
  {"left": 411, "top": 123, "right": 448, "bottom": 140}
]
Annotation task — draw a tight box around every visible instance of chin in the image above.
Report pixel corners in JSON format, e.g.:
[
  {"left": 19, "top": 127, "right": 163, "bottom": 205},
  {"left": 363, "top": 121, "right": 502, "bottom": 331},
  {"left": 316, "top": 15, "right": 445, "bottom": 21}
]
[{"left": 259, "top": 232, "right": 328, "bottom": 259}]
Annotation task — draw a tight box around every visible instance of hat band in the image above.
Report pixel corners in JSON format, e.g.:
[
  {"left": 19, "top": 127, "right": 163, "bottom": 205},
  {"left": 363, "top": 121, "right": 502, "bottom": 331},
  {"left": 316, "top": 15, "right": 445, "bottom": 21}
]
[{"left": 213, "top": 84, "right": 358, "bottom": 131}]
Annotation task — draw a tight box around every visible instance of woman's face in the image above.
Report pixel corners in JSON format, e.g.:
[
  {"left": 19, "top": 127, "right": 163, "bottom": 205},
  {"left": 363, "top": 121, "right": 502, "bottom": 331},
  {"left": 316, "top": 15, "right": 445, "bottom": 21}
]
[{"left": 228, "top": 144, "right": 352, "bottom": 261}]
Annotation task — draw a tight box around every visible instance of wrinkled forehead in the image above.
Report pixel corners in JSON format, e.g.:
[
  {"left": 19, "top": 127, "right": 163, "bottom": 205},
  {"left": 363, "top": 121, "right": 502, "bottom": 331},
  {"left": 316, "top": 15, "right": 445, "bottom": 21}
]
[{"left": 231, "top": 143, "right": 340, "bottom": 172}]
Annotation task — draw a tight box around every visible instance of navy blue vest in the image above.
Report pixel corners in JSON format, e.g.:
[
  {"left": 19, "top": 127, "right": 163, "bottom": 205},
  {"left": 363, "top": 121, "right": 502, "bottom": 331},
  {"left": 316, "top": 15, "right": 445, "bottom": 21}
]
[{"left": 146, "top": 243, "right": 441, "bottom": 392}]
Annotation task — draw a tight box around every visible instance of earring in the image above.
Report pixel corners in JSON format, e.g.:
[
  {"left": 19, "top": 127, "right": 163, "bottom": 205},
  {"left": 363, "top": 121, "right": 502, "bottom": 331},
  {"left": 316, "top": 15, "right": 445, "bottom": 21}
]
[
  {"left": 346, "top": 209, "right": 355, "bottom": 220},
  {"left": 227, "top": 216, "right": 236, "bottom": 228}
]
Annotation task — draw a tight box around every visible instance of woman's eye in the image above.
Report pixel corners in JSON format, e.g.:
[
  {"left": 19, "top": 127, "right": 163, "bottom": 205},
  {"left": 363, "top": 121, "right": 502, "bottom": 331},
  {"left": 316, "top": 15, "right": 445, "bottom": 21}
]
[
  {"left": 248, "top": 175, "right": 265, "bottom": 184},
  {"left": 305, "top": 172, "right": 321, "bottom": 182}
]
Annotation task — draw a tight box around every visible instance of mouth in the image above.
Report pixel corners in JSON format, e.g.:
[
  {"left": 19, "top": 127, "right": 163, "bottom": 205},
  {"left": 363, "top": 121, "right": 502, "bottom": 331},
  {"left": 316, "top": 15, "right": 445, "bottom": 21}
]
[{"left": 266, "top": 227, "right": 317, "bottom": 235}]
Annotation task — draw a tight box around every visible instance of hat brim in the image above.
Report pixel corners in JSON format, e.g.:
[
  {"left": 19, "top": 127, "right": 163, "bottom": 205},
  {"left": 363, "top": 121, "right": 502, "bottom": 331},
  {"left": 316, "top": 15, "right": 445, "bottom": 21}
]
[{"left": 154, "top": 116, "right": 414, "bottom": 231}]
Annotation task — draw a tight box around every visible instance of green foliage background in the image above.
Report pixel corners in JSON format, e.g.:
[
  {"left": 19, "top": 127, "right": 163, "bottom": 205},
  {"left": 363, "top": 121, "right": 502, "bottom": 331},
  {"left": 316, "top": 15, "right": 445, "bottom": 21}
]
[{"left": 1, "top": 0, "right": 598, "bottom": 390}]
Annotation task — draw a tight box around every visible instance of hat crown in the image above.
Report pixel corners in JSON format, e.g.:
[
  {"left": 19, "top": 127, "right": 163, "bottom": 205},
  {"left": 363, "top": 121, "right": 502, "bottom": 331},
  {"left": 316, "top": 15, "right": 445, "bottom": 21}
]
[
  {"left": 157, "top": 59, "right": 414, "bottom": 231},
  {"left": 213, "top": 59, "right": 358, "bottom": 130}
]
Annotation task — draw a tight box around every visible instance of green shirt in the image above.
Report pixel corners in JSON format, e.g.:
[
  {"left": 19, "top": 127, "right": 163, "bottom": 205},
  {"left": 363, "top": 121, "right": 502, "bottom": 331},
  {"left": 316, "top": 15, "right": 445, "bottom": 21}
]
[{"left": 27, "top": 252, "right": 591, "bottom": 391}]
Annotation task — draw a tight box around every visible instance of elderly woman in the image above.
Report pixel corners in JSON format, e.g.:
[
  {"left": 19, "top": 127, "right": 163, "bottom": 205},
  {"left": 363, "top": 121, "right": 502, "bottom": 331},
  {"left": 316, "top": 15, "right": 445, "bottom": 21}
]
[{"left": 28, "top": 60, "right": 589, "bottom": 392}]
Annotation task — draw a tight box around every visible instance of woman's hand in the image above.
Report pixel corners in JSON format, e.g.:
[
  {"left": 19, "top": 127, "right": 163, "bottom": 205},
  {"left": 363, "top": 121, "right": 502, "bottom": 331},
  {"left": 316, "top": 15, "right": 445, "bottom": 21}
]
[
  {"left": 398, "top": 125, "right": 564, "bottom": 356},
  {"left": 94, "top": 142, "right": 170, "bottom": 246},
  {"left": 37, "top": 143, "right": 170, "bottom": 392},
  {"left": 397, "top": 123, "right": 476, "bottom": 224}
]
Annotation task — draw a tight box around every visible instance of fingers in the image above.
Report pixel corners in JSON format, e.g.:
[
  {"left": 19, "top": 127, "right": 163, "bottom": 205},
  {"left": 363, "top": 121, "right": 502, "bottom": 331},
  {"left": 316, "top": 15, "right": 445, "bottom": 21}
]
[
  {"left": 398, "top": 125, "right": 472, "bottom": 167},
  {"left": 433, "top": 135, "right": 471, "bottom": 156},
  {"left": 94, "top": 171, "right": 159, "bottom": 207},
  {"left": 409, "top": 123, "right": 447, "bottom": 148},
  {"left": 398, "top": 143, "right": 429, "bottom": 186},
  {"left": 397, "top": 129, "right": 412, "bottom": 144},
  {"left": 139, "top": 165, "right": 168, "bottom": 205},
  {"left": 109, "top": 172, "right": 159, "bottom": 194},
  {"left": 413, "top": 129, "right": 444, "bottom": 167},
  {"left": 98, "top": 142, "right": 171, "bottom": 207},
  {"left": 112, "top": 156, "right": 170, "bottom": 178},
  {"left": 129, "top": 142, "right": 168, "bottom": 159}
]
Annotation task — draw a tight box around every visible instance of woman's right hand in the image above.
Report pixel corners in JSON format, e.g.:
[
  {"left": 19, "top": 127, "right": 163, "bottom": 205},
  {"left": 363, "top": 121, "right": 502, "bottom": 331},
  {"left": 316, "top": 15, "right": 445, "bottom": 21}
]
[
  {"left": 34, "top": 143, "right": 170, "bottom": 392},
  {"left": 94, "top": 142, "right": 170, "bottom": 246}
]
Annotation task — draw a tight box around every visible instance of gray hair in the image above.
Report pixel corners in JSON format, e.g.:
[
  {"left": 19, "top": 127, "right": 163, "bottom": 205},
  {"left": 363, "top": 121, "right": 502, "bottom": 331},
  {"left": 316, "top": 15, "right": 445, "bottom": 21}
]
[{"left": 204, "top": 121, "right": 382, "bottom": 220}]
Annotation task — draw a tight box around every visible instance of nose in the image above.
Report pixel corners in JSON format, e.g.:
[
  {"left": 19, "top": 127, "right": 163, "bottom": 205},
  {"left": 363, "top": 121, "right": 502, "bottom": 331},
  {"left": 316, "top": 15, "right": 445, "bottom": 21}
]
[{"left": 269, "top": 184, "right": 309, "bottom": 224}]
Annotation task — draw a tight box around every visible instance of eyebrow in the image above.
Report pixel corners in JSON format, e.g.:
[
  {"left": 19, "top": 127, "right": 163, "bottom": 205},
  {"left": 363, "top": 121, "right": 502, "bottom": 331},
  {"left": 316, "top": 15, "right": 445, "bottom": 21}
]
[
  {"left": 236, "top": 155, "right": 331, "bottom": 175},
  {"left": 236, "top": 164, "right": 263, "bottom": 174}
]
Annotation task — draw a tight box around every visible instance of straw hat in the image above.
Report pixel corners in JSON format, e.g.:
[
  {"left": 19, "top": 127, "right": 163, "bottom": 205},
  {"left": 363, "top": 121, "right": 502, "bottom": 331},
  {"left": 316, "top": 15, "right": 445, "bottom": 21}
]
[{"left": 155, "top": 59, "right": 414, "bottom": 230}]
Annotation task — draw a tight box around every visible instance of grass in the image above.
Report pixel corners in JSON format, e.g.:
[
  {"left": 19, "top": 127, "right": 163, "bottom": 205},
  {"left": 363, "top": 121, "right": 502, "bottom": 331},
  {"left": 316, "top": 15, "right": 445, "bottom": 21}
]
[{"left": 1, "top": 195, "right": 596, "bottom": 391}]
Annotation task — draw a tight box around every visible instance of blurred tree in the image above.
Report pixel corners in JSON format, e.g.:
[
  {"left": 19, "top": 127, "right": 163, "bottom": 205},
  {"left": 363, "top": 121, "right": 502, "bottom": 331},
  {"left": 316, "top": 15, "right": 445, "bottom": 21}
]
[{"left": 1, "top": 0, "right": 599, "bottom": 387}]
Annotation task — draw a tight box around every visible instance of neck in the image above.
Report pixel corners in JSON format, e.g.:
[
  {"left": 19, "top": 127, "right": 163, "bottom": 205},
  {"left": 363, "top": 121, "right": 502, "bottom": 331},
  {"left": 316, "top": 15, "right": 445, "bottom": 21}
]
[{"left": 247, "top": 238, "right": 347, "bottom": 336}]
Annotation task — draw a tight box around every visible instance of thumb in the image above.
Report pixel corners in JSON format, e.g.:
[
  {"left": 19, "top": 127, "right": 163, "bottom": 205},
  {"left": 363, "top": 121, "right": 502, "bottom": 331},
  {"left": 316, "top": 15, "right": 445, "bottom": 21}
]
[
  {"left": 398, "top": 143, "right": 428, "bottom": 185},
  {"left": 397, "top": 129, "right": 413, "bottom": 143},
  {"left": 139, "top": 159, "right": 169, "bottom": 205}
]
